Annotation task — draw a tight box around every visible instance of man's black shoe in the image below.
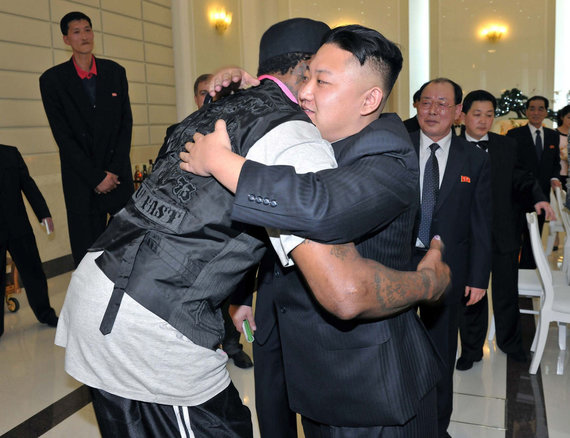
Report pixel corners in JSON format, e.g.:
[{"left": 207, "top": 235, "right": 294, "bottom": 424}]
[
  {"left": 507, "top": 349, "right": 528, "bottom": 363},
  {"left": 230, "top": 350, "right": 253, "bottom": 369},
  {"left": 455, "top": 355, "right": 482, "bottom": 371}
]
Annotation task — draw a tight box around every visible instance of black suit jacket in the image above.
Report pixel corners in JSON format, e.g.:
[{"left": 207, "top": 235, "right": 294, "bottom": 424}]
[
  {"left": 464, "top": 132, "right": 546, "bottom": 254},
  {"left": 403, "top": 115, "right": 420, "bottom": 133},
  {"left": 506, "top": 124, "right": 560, "bottom": 198},
  {"left": 410, "top": 131, "right": 492, "bottom": 299},
  {"left": 40, "top": 57, "right": 133, "bottom": 215},
  {"left": 0, "top": 145, "right": 51, "bottom": 241},
  {"left": 232, "top": 114, "right": 441, "bottom": 427}
]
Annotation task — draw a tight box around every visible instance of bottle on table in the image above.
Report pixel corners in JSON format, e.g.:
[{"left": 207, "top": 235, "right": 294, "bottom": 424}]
[{"left": 133, "top": 165, "right": 143, "bottom": 190}]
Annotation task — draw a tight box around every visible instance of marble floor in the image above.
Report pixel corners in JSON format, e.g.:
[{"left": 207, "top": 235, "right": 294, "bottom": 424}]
[{"left": 1, "top": 247, "right": 569, "bottom": 437}]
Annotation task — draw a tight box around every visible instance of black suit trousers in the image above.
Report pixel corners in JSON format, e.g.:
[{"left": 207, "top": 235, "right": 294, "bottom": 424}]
[
  {"left": 519, "top": 213, "right": 545, "bottom": 269},
  {"left": 458, "top": 293, "right": 488, "bottom": 361},
  {"left": 1, "top": 234, "right": 54, "bottom": 335},
  {"left": 459, "top": 250, "right": 523, "bottom": 357},
  {"left": 414, "top": 250, "right": 456, "bottom": 437},
  {"left": 252, "top": 318, "right": 297, "bottom": 438},
  {"left": 300, "top": 387, "right": 437, "bottom": 438},
  {"left": 67, "top": 208, "right": 108, "bottom": 268},
  {"left": 492, "top": 250, "right": 524, "bottom": 353}
]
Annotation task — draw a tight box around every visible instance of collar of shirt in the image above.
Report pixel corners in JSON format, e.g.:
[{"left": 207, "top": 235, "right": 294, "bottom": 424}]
[
  {"left": 73, "top": 55, "right": 97, "bottom": 79},
  {"left": 418, "top": 129, "right": 452, "bottom": 193},
  {"left": 527, "top": 123, "right": 543, "bottom": 143},
  {"left": 419, "top": 129, "right": 452, "bottom": 156},
  {"left": 257, "top": 75, "right": 296, "bottom": 104},
  {"left": 465, "top": 132, "right": 489, "bottom": 148}
]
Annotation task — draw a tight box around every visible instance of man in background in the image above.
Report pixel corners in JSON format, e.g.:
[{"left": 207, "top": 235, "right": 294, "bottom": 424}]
[
  {"left": 411, "top": 78, "right": 492, "bottom": 437},
  {"left": 457, "top": 90, "right": 554, "bottom": 370},
  {"left": 1, "top": 144, "right": 58, "bottom": 336},
  {"left": 507, "top": 96, "right": 561, "bottom": 268},
  {"left": 404, "top": 88, "right": 421, "bottom": 132},
  {"left": 157, "top": 74, "right": 215, "bottom": 157},
  {"left": 40, "top": 11, "right": 133, "bottom": 267},
  {"left": 194, "top": 73, "right": 213, "bottom": 109}
]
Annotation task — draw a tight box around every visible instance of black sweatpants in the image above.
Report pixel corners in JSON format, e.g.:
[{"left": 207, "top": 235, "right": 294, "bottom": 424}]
[{"left": 90, "top": 383, "right": 252, "bottom": 438}]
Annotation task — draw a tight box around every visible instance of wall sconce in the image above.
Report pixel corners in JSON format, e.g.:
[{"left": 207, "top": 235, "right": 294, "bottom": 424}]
[
  {"left": 480, "top": 25, "right": 507, "bottom": 43},
  {"left": 210, "top": 8, "right": 232, "bottom": 34}
]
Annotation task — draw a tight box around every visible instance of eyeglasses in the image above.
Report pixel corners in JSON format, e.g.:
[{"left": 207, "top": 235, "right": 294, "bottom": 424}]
[{"left": 419, "top": 99, "right": 455, "bottom": 113}]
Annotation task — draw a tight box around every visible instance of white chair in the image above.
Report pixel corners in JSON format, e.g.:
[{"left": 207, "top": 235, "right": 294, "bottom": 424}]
[
  {"left": 487, "top": 269, "right": 542, "bottom": 342},
  {"left": 526, "top": 212, "right": 570, "bottom": 374},
  {"left": 553, "top": 187, "right": 570, "bottom": 348},
  {"left": 546, "top": 188, "right": 565, "bottom": 255}
]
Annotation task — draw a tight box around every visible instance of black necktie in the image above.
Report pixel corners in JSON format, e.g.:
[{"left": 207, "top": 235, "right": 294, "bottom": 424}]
[
  {"left": 535, "top": 130, "right": 543, "bottom": 160},
  {"left": 469, "top": 140, "right": 488, "bottom": 151},
  {"left": 418, "top": 143, "right": 440, "bottom": 247}
]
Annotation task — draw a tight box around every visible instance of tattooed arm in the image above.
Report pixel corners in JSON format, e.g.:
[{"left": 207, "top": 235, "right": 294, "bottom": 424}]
[{"left": 290, "top": 237, "right": 450, "bottom": 320}]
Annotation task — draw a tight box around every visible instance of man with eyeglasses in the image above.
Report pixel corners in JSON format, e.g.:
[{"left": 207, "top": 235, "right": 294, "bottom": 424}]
[{"left": 410, "top": 78, "right": 492, "bottom": 438}]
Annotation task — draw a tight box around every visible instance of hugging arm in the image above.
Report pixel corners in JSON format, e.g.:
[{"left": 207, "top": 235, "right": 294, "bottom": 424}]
[{"left": 291, "top": 238, "right": 450, "bottom": 319}]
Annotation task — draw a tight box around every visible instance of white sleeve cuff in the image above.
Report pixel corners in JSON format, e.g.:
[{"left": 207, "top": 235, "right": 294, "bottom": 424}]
[{"left": 265, "top": 227, "right": 305, "bottom": 267}]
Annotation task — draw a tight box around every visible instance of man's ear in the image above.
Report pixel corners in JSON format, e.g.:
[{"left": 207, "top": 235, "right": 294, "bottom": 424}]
[
  {"left": 454, "top": 103, "right": 463, "bottom": 122},
  {"left": 63, "top": 35, "right": 70, "bottom": 46},
  {"left": 360, "top": 87, "right": 383, "bottom": 116}
]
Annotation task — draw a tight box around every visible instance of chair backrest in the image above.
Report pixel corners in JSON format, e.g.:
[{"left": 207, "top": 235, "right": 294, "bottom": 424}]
[
  {"left": 526, "top": 212, "right": 554, "bottom": 307},
  {"left": 555, "top": 187, "right": 570, "bottom": 233},
  {"left": 551, "top": 188, "right": 563, "bottom": 226}
]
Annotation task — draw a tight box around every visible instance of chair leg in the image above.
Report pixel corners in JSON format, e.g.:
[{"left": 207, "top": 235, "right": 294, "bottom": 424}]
[
  {"left": 546, "top": 233, "right": 555, "bottom": 255},
  {"left": 558, "top": 323, "right": 567, "bottom": 351},
  {"left": 531, "top": 319, "right": 539, "bottom": 352},
  {"left": 488, "top": 315, "right": 496, "bottom": 341},
  {"left": 530, "top": 318, "right": 550, "bottom": 375}
]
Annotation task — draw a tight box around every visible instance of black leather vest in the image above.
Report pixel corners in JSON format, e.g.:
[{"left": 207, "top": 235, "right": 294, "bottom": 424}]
[{"left": 92, "top": 79, "right": 309, "bottom": 348}]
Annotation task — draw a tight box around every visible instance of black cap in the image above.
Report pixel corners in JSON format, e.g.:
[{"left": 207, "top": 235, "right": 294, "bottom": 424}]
[{"left": 259, "top": 18, "right": 330, "bottom": 66}]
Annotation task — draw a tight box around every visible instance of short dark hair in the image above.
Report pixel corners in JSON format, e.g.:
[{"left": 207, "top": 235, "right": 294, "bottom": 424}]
[
  {"left": 557, "top": 105, "right": 570, "bottom": 126},
  {"left": 412, "top": 88, "right": 422, "bottom": 103},
  {"left": 60, "top": 12, "right": 92, "bottom": 35},
  {"left": 419, "top": 78, "right": 463, "bottom": 105},
  {"left": 322, "top": 25, "right": 403, "bottom": 99},
  {"left": 257, "top": 52, "right": 313, "bottom": 77},
  {"left": 526, "top": 95, "right": 549, "bottom": 110},
  {"left": 462, "top": 90, "right": 497, "bottom": 114},
  {"left": 193, "top": 73, "right": 212, "bottom": 96}
]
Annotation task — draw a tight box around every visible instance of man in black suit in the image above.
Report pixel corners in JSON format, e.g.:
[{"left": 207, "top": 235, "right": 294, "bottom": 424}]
[
  {"left": 0, "top": 145, "right": 58, "bottom": 337},
  {"left": 182, "top": 26, "right": 443, "bottom": 437},
  {"left": 403, "top": 88, "right": 421, "bottom": 132},
  {"left": 40, "top": 11, "right": 133, "bottom": 267},
  {"left": 194, "top": 73, "right": 213, "bottom": 109},
  {"left": 411, "top": 79, "right": 492, "bottom": 437},
  {"left": 456, "top": 90, "right": 554, "bottom": 371},
  {"left": 507, "top": 96, "right": 561, "bottom": 268}
]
